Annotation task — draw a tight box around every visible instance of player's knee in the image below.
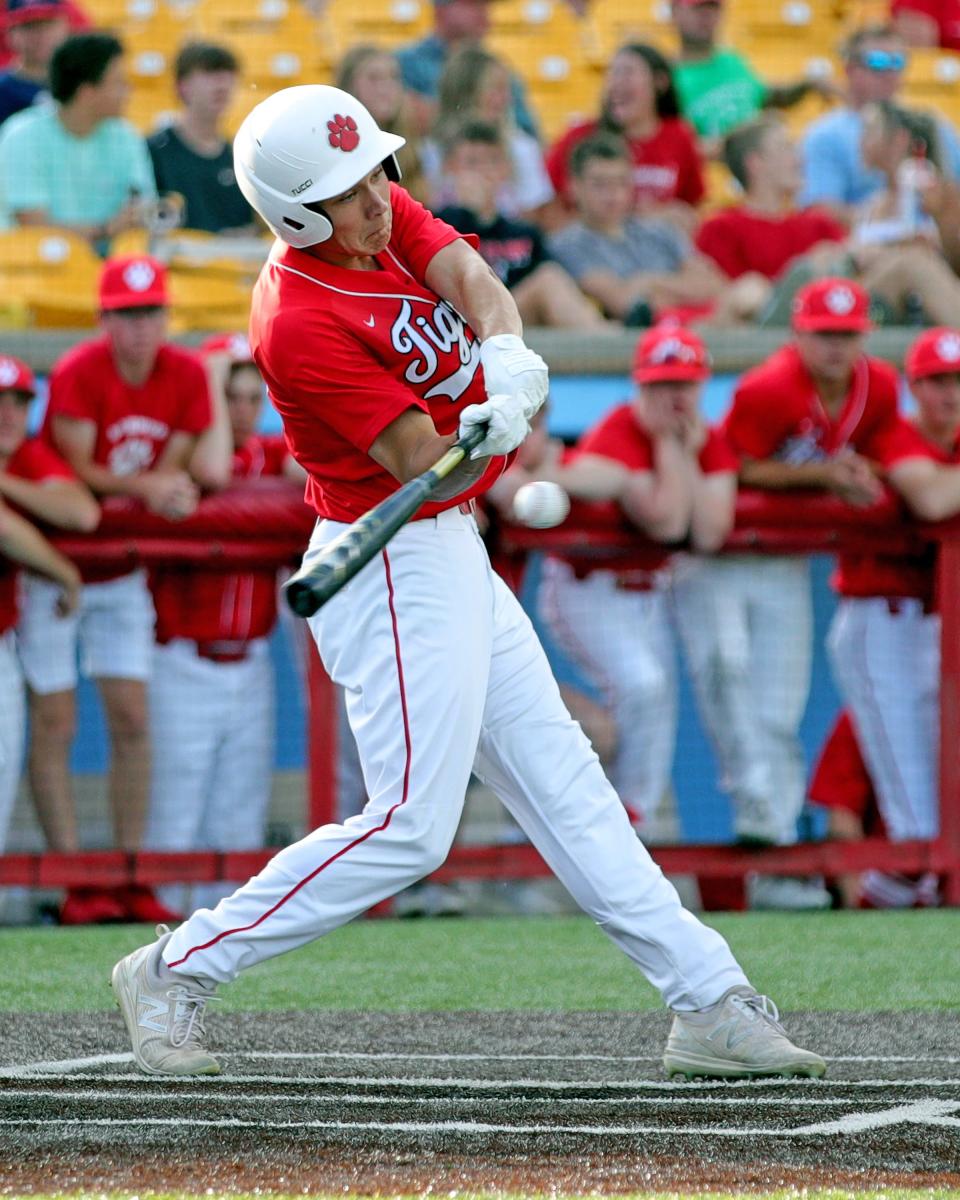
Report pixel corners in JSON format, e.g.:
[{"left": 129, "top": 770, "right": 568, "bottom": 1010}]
[
  {"left": 108, "top": 701, "right": 149, "bottom": 743},
  {"left": 28, "top": 692, "right": 76, "bottom": 745}
]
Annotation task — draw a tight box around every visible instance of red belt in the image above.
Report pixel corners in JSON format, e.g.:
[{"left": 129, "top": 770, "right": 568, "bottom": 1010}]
[
  {"left": 884, "top": 597, "right": 932, "bottom": 616},
  {"left": 157, "top": 637, "right": 251, "bottom": 663}
]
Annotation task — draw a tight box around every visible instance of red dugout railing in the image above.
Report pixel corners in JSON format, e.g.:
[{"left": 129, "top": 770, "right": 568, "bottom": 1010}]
[{"left": 2, "top": 483, "right": 958, "bottom": 904}]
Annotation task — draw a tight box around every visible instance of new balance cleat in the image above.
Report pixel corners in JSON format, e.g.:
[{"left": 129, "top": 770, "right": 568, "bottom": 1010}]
[
  {"left": 663, "top": 986, "right": 827, "bottom": 1081},
  {"left": 111, "top": 924, "right": 221, "bottom": 1076}
]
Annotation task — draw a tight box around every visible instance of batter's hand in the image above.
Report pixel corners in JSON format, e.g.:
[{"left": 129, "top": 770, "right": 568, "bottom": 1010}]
[
  {"left": 480, "top": 335, "right": 549, "bottom": 422},
  {"left": 458, "top": 394, "right": 530, "bottom": 459}
]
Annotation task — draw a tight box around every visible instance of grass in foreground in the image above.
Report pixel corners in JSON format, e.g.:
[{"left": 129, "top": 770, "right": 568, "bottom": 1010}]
[{"left": 1, "top": 909, "right": 957, "bottom": 1012}]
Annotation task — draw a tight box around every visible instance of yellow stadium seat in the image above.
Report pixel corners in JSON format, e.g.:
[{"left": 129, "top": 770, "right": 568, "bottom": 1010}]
[
  {"left": 167, "top": 271, "right": 253, "bottom": 332},
  {"left": 903, "top": 48, "right": 960, "bottom": 98}
]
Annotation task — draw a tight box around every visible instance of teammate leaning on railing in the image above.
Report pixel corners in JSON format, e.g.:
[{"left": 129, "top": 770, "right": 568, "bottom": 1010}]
[{"left": 110, "top": 82, "right": 826, "bottom": 1083}]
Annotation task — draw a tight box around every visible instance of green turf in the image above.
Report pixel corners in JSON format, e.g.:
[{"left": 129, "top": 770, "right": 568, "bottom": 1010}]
[{"left": 1, "top": 909, "right": 957, "bottom": 1012}]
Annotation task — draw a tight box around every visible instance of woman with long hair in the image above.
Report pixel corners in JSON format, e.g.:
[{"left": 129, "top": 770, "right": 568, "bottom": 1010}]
[
  {"left": 335, "top": 43, "right": 428, "bottom": 204},
  {"left": 857, "top": 98, "right": 944, "bottom": 245},
  {"left": 546, "top": 42, "right": 705, "bottom": 231},
  {"left": 424, "top": 44, "right": 554, "bottom": 220}
]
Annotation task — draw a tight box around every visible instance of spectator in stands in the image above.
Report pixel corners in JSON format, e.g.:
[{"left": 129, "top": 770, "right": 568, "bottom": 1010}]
[
  {"left": 148, "top": 41, "right": 256, "bottom": 237},
  {"left": 0, "top": 355, "right": 94, "bottom": 863},
  {"left": 18, "top": 254, "right": 219, "bottom": 926},
  {"left": 424, "top": 45, "right": 553, "bottom": 219},
  {"left": 700, "top": 112, "right": 960, "bottom": 326},
  {"left": 146, "top": 333, "right": 304, "bottom": 916},
  {"left": 0, "top": 0, "right": 85, "bottom": 68},
  {"left": 0, "top": 31, "right": 155, "bottom": 246},
  {"left": 670, "top": 0, "right": 837, "bottom": 152},
  {"left": 336, "top": 43, "right": 428, "bottom": 204},
  {"left": 537, "top": 326, "right": 737, "bottom": 841},
  {"left": 799, "top": 24, "right": 960, "bottom": 216},
  {"left": 0, "top": 0, "right": 68, "bottom": 126},
  {"left": 827, "top": 326, "right": 960, "bottom": 912},
  {"left": 546, "top": 43, "right": 705, "bottom": 232},
  {"left": 892, "top": 0, "right": 960, "bottom": 50},
  {"left": 547, "top": 133, "right": 733, "bottom": 326},
  {"left": 672, "top": 278, "right": 896, "bottom": 911},
  {"left": 395, "top": 0, "right": 539, "bottom": 140},
  {"left": 434, "top": 121, "right": 611, "bottom": 330}
]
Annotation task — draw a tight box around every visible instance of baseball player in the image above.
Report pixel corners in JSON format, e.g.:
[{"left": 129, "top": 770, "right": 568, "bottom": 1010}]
[
  {"left": 538, "top": 327, "right": 737, "bottom": 841},
  {"left": 111, "top": 84, "right": 825, "bottom": 1082},
  {"left": 0, "top": 355, "right": 93, "bottom": 861},
  {"left": 18, "top": 255, "right": 215, "bottom": 926},
  {"left": 672, "top": 278, "right": 897, "bottom": 911},
  {"left": 827, "top": 326, "right": 960, "bottom": 908},
  {"left": 146, "top": 333, "right": 304, "bottom": 916}
]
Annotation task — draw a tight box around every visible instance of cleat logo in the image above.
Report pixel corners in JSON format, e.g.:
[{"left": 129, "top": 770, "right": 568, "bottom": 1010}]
[
  {"left": 138, "top": 994, "right": 169, "bottom": 1033},
  {"left": 705, "top": 1017, "right": 751, "bottom": 1052}
]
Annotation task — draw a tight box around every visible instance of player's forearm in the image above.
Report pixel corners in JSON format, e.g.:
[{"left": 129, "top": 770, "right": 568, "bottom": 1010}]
[
  {"left": 894, "top": 466, "right": 960, "bottom": 523},
  {"left": 620, "top": 440, "right": 693, "bottom": 540},
  {"left": 549, "top": 455, "right": 629, "bottom": 501},
  {"left": 738, "top": 458, "right": 835, "bottom": 491},
  {"left": 0, "top": 474, "right": 99, "bottom": 531},
  {"left": 0, "top": 502, "right": 81, "bottom": 590},
  {"left": 689, "top": 474, "right": 736, "bottom": 553},
  {"left": 428, "top": 243, "right": 522, "bottom": 340}
]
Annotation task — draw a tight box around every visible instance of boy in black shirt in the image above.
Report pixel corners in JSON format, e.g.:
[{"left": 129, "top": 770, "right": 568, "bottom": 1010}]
[{"left": 434, "top": 120, "right": 611, "bottom": 329}]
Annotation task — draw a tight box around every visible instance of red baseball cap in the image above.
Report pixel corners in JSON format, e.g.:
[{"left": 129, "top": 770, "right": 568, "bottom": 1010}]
[
  {"left": 906, "top": 327, "right": 960, "bottom": 381},
  {"left": 200, "top": 332, "right": 254, "bottom": 364},
  {"left": 4, "top": 0, "right": 67, "bottom": 27},
  {"left": 633, "top": 326, "right": 711, "bottom": 384},
  {"left": 0, "top": 354, "right": 35, "bottom": 396},
  {"left": 98, "top": 255, "right": 169, "bottom": 312},
  {"left": 791, "top": 278, "right": 872, "bottom": 333}
]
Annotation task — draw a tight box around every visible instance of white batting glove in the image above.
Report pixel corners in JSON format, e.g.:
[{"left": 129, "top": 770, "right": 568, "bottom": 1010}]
[
  {"left": 458, "top": 394, "right": 530, "bottom": 459},
  {"left": 479, "top": 334, "right": 549, "bottom": 422}
]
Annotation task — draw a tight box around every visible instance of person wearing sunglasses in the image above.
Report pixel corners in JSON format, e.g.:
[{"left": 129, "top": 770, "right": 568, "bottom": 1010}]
[{"left": 800, "top": 23, "right": 960, "bottom": 218}]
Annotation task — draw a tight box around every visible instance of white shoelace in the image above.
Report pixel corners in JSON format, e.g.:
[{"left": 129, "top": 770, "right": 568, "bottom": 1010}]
[
  {"left": 730, "top": 992, "right": 787, "bottom": 1035},
  {"left": 169, "top": 986, "right": 218, "bottom": 1049}
]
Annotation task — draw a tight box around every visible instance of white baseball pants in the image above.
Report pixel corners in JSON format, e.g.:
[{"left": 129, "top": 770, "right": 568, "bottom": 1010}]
[
  {"left": 672, "top": 556, "right": 813, "bottom": 846},
  {"left": 18, "top": 569, "right": 156, "bottom": 693},
  {"left": 0, "top": 630, "right": 25, "bottom": 854},
  {"left": 164, "top": 510, "right": 748, "bottom": 1010},
  {"left": 537, "top": 557, "right": 677, "bottom": 836},
  {"left": 828, "top": 597, "right": 939, "bottom": 841},
  {"left": 146, "top": 638, "right": 275, "bottom": 912}
]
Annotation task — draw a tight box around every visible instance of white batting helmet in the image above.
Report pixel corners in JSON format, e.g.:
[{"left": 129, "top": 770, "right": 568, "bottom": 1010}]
[{"left": 233, "top": 85, "right": 405, "bottom": 248}]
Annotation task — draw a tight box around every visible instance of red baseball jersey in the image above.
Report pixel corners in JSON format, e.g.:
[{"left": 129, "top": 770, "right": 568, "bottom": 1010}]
[
  {"left": 152, "top": 434, "right": 289, "bottom": 644},
  {"left": 834, "top": 417, "right": 958, "bottom": 604},
  {"left": 552, "top": 402, "right": 737, "bottom": 576},
  {"left": 44, "top": 338, "right": 211, "bottom": 477},
  {"left": 695, "top": 206, "right": 847, "bottom": 281},
  {"left": 0, "top": 438, "right": 76, "bottom": 635},
  {"left": 723, "top": 344, "right": 900, "bottom": 465},
  {"left": 249, "top": 184, "right": 509, "bottom": 522}
]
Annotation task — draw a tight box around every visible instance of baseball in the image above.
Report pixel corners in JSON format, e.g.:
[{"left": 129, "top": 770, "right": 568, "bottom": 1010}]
[{"left": 512, "top": 480, "right": 571, "bottom": 529}]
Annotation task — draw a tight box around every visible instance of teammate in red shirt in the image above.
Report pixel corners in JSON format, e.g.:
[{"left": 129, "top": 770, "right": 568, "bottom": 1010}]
[
  {"left": 674, "top": 279, "right": 897, "bottom": 911},
  {"left": 18, "top": 255, "right": 215, "bottom": 925},
  {"left": 539, "top": 327, "right": 737, "bottom": 841},
  {"left": 827, "top": 326, "right": 960, "bottom": 910},
  {"left": 0, "top": 355, "right": 94, "bottom": 869},
  {"left": 146, "top": 333, "right": 305, "bottom": 916},
  {"left": 112, "top": 84, "right": 824, "bottom": 1084}
]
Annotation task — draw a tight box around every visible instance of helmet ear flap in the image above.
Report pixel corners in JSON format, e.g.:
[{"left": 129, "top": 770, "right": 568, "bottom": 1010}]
[
  {"left": 299, "top": 201, "right": 334, "bottom": 242},
  {"left": 384, "top": 153, "right": 402, "bottom": 184}
]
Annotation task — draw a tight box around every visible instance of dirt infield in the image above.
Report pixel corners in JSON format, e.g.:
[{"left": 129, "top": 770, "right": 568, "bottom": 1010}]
[{"left": 2, "top": 1011, "right": 959, "bottom": 1193}]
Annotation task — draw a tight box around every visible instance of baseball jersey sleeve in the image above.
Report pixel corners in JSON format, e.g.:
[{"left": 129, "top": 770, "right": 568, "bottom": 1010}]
[
  {"left": 9, "top": 438, "right": 77, "bottom": 482},
  {"left": 45, "top": 349, "right": 99, "bottom": 426},
  {"left": 578, "top": 404, "right": 653, "bottom": 470},
  {"left": 872, "top": 416, "right": 936, "bottom": 468},
  {"left": 722, "top": 374, "right": 790, "bottom": 460},
  {"left": 388, "top": 184, "right": 479, "bottom": 281}
]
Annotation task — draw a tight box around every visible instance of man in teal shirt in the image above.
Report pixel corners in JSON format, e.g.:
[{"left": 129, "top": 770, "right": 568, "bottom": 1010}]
[
  {"left": 0, "top": 31, "right": 155, "bottom": 242},
  {"left": 671, "top": 0, "right": 834, "bottom": 148}
]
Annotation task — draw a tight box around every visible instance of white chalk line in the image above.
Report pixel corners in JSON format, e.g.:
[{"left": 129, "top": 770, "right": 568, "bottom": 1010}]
[
  {"left": 0, "top": 1087, "right": 871, "bottom": 1108},
  {"left": 3, "top": 1107, "right": 958, "bottom": 1137},
  {"left": 3, "top": 1069, "right": 960, "bottom": 1091}
]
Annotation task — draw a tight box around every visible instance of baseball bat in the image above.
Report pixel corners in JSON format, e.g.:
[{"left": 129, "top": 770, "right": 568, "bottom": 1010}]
[{"left": 283, "top": 425, "right": 487, "bottom": 618}]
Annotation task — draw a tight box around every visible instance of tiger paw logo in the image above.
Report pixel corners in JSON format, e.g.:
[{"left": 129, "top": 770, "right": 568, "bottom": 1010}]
[{"left": 327, "top": 114, "right": 360, "bottom": 152}]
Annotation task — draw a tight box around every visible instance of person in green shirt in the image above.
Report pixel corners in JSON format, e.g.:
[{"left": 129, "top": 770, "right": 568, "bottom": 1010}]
[
  {"left": 671, "top": 0, "right": 836, "bottom": 154},
  {"left": 0, "top": 31, "right": 156, "bottom": 244}
]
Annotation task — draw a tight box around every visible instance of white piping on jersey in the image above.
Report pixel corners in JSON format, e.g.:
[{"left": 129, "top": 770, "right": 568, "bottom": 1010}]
[
  {"left": 382, "top": 245, "right": 417, "bottom": 280},
  {"left": 275, "top": 261, "right": 441, "bottom": 306}
]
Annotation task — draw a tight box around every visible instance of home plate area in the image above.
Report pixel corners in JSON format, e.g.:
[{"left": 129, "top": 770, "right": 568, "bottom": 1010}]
[{"left": 1, "top": 1012, "right": 959, "bottom": 1191}]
